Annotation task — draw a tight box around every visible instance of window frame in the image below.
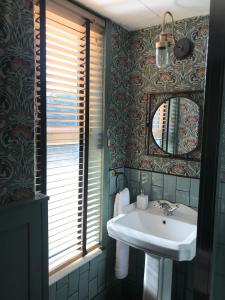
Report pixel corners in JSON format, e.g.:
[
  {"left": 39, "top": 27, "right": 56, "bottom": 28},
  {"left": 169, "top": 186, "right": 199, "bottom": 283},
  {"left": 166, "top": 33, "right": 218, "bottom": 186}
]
[{"left": 34, "top": 0, "right": 105, "bottom": 275}]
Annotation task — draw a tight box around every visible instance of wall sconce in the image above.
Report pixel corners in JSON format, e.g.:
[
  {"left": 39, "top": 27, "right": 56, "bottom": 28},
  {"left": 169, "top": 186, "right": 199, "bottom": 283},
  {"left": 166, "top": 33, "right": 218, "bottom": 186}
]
[{"left": 156, "top": 11, "right": 193, "bottom": 68}]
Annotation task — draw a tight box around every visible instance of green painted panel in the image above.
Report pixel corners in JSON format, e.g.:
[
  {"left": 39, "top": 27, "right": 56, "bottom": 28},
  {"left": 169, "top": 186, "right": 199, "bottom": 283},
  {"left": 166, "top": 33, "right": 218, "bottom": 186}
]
[{"left": 0, "top": 196, "right": 48, "bottom": 300}]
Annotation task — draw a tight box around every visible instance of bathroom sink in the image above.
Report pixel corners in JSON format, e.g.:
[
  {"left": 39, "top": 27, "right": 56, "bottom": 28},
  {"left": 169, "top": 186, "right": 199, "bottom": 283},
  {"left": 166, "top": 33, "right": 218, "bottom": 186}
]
[{"left": 107, "top": 201, "right": 197, "bottom": 261}]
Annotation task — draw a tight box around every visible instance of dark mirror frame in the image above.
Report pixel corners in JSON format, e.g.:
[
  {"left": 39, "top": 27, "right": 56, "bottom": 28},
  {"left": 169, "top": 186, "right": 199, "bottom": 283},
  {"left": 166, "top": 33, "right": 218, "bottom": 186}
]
[{"left": 145, "top": 90, "right": 204, "bottom": 161}]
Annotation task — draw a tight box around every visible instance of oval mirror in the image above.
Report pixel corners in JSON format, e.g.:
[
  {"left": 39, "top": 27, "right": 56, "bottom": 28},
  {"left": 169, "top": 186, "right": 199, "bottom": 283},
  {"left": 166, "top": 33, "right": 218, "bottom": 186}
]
[{"left": 152, "top": 97, "right": 200, "bottom": 155}]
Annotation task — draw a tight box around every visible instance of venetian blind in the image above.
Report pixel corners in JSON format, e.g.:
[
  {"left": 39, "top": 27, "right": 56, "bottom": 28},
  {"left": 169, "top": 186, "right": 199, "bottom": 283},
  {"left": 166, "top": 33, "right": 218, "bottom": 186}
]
[
  {"left": 34, "top": 0, "right": 105, "bottom": 273},
  {"left": 87, "top": 23, "right": 104, "bottom": 252},
  {"left": 46, "top": 8, "right": 86, "bottom": 272}
]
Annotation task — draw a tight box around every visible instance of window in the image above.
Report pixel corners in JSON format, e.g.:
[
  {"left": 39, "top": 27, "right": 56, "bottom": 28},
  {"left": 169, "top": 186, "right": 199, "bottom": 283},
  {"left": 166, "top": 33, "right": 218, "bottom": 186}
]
[{"left": 34, "top": 0, "right": 105, "bottom": 274}]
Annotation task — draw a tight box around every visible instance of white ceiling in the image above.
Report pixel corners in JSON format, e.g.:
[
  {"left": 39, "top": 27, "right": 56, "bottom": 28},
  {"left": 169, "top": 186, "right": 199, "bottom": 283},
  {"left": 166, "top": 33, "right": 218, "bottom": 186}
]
[{"left": 76, "top": 0, "right": 210, "bottom": 31}]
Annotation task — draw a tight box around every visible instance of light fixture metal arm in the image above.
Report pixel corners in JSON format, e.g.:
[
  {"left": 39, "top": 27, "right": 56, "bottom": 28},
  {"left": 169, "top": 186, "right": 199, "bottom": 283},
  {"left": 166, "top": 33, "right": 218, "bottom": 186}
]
[{"left": 161, "top": 11, "right": 175, "bottom": 44}]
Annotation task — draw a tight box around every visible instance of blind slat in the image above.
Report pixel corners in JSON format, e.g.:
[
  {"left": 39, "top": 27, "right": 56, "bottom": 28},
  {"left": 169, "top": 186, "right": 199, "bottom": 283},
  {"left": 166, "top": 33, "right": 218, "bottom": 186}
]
[
  {"left": 46, "top": 51, "right": 85, "bottom": 65},
  {"left": 47, "top": 58, "right": 85, "bottom": 71}
]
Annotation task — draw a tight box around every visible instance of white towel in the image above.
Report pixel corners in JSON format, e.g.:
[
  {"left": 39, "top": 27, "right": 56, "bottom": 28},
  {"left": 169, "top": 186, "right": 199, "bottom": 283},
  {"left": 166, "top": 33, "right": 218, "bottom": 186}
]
[{"left": 114, "top": 188, "right": 130, "bottom": 279}]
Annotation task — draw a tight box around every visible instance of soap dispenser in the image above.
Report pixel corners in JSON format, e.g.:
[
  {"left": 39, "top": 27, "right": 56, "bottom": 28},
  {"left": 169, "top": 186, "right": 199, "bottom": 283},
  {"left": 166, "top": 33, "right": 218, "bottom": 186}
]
[{"left": 137, "top": 189, "right": 149, "bottom": 210}]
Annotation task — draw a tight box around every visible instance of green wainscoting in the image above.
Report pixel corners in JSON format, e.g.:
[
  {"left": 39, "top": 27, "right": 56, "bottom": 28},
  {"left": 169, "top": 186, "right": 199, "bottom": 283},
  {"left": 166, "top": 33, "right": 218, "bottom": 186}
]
[{"left": 0, "top": 194, "right": 48, "bottom": 300}]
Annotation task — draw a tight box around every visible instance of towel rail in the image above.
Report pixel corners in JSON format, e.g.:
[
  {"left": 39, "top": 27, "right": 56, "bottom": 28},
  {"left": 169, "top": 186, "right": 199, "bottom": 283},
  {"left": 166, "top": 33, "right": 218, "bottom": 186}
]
[{"left": 111, "top": 169, "right": 128, "bottom": 193}]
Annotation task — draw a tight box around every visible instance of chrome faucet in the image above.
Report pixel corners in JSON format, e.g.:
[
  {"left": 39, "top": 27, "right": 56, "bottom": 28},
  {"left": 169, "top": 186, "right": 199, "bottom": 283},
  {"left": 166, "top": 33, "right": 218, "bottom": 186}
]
[{"left": 157, "top": 201, "right": 178, "bottom": 216}]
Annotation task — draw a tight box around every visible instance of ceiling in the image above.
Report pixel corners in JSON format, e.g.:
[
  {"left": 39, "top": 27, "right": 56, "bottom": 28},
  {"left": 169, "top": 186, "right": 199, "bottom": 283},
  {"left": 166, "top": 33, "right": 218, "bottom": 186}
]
[{"left": 76, "top": 0, "right": 210, "bottom": 31}]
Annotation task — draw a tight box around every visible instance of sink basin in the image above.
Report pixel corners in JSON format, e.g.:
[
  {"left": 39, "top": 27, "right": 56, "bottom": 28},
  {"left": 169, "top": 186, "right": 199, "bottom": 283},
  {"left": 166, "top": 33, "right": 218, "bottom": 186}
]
[{"left": 107, "top": 200, "right": 197, "bottom": 261}]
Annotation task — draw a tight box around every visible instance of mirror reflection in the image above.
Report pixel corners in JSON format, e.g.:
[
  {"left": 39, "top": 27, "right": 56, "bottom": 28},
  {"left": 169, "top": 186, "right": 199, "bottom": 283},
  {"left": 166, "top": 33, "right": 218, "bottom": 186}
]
[{"left": 152, "top": 97, "right": 199, "bottom": 155}]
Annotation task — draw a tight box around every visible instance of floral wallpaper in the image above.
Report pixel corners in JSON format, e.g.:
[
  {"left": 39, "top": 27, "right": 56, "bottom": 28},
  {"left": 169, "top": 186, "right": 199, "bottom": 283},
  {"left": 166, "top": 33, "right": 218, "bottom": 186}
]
[
  {"left": 0, "top": 0, "right": 35, "bottom": 205},
  {"left": 109, "top": 16, "right": 209, "bottom": 178},
  {"left": 177, "top": 97, "right": 200, "bottom": 155},
  {"left": 108, "top": 23, "right": 130, "bottom": 168}
]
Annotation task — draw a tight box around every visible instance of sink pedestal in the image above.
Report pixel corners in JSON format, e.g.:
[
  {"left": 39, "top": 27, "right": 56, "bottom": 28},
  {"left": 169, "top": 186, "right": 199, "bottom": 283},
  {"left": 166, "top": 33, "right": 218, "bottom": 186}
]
[{"left": 143, "top": 254, "right": 173, "bottom": 300}]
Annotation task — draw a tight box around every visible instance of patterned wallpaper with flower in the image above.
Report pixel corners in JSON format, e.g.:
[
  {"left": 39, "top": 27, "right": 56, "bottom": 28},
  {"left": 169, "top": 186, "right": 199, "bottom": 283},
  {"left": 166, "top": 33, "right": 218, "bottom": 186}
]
[
  {"left": 108, "top": 23, "right": 130, "bottom": 168},
  {"left": 0, "top": 0, "right": 34, "bottom": 205},
  {"left": 110, "top": 16, "right": 209, "bottom": 178}
]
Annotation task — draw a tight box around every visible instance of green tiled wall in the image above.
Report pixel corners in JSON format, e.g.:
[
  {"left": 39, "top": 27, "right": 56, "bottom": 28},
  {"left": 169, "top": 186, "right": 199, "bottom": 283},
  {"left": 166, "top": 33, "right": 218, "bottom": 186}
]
[
  {"left": 49, "top": 250, "right": 122, "bottom": 300},
  {"left": 124, "top": 168, "right": 199, "bottom": 209}
]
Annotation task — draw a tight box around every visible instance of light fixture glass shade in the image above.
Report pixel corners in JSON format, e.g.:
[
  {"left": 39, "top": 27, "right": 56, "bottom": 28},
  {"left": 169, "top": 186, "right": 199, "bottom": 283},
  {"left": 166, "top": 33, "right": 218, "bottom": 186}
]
[
  {"left": 155, "top": 11, "right": 175, "bottom": 68},
  {"left": 156, "top": 47, "right": 170, "bottom": 68}
]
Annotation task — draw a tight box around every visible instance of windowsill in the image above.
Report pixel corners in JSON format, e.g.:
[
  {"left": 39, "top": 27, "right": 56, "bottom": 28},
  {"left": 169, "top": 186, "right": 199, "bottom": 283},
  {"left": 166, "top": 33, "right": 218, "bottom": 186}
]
[{"left": 49, "top": 248, "right": 102, "bottom": 286}]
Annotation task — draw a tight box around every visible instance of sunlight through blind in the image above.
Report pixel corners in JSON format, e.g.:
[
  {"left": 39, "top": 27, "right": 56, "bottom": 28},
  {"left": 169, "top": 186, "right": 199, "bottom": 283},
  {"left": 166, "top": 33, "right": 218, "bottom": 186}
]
[
  {"left": 87, "top": 23, "right": 104, "bottom": 251},
  {"left": 41, "top": 2, "right": 104, "bottom": 273}
]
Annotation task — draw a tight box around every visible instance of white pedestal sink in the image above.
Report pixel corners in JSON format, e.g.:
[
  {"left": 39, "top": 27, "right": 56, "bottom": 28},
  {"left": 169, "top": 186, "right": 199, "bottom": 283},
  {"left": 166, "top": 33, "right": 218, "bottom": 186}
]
[{"left": 107, "top": 200, "right": 197, "bottom": 300}]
